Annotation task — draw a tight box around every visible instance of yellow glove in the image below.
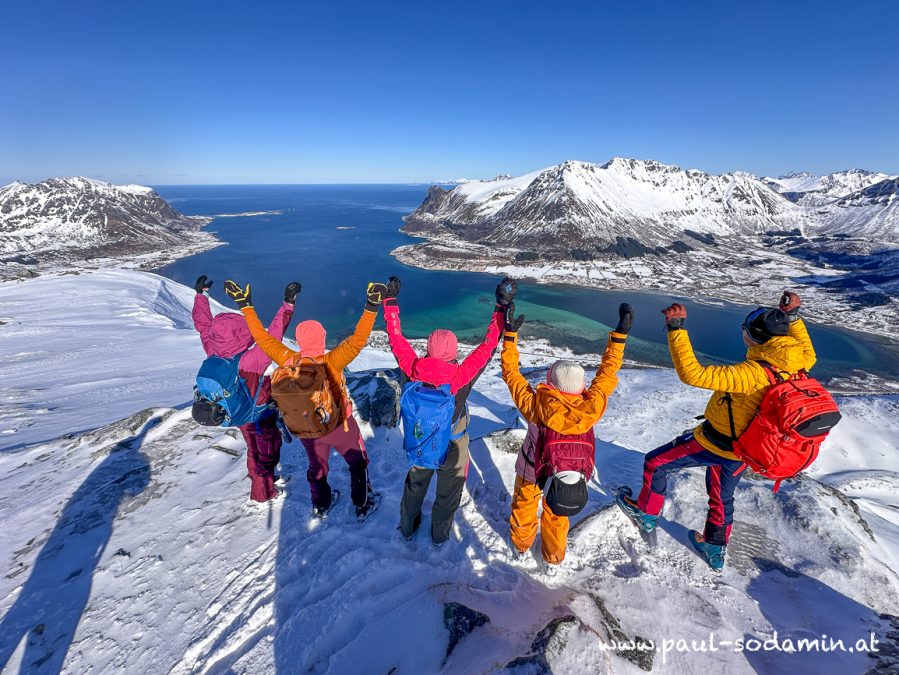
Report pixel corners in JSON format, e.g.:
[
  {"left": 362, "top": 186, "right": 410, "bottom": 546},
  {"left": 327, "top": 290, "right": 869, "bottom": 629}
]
[
  {"left": 224, "top": 280, "right": 253, "bottom": 309},
  {"left": 366, "top": 282, "right": 388, "bottom": 309}
]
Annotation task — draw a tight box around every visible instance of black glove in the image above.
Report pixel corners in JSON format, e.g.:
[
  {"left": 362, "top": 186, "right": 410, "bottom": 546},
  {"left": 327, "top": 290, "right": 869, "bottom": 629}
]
[
  {"left": 615, "top": 303, "right": 634, "bottom": 335},
  {"left": 284, "top": 281, "right": 301, "bottom": 305},
  {"left": 195, "top": 275, "right": 213, "bottom": 294},
  {"left": 661, "top": 303, "right": 686, "bottom": 332},
  {"left": 366, "top": 282, "right": 389, "bottom": 311},
  {"left": 384, "top": 276, "right": 401, "bottom": 306},
  {"left": 495, "top": 277, "right": 518, "bottom": 309},
  {"left": 504, "top": 303, "right": 525, "bottom": 333},
  {"left": 224, "top": 280, "right": 253, "bottom": 309}
]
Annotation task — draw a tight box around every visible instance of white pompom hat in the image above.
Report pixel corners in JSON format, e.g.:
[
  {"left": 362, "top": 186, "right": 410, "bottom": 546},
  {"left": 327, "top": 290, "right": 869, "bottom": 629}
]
[{"left": 547, "top": 360, "right": 585, "bottom": 395}]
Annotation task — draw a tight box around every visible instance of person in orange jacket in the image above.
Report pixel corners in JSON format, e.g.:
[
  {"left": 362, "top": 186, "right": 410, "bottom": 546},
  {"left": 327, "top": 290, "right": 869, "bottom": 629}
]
[
  {"left": 224, "top": 279, "right": 389, "bottom": 520},
  {"left": 616, "top": 291, "right": 816, "bottom": 570},
  {"left": 501, "top": 302, "right": 632, "bottom": 568}
]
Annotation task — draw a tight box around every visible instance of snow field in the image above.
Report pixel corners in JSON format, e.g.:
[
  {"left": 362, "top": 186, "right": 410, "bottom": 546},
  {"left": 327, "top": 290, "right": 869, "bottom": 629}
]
[{"left": 0, "top": 270, "right": 897, "bottom": 673}]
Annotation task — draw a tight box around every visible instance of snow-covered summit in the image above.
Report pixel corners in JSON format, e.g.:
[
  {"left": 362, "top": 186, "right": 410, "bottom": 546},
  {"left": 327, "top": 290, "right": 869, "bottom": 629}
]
[
  {"left": 764, "top": 168, "right": 895, "bottom": 207},
  {"left": 406, "top": 158, "right": 804, "bottom": 253},
  {"left": 0, "top": 176, "right": 211, "bottom": 261}
]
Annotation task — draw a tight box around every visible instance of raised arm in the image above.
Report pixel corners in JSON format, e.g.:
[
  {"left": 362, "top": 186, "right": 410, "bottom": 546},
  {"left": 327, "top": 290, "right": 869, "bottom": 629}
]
[
  {"left": 268, "top": 282, "right": 300, "bottom": 342},
  {"left": 668, "top": 329, "right": 763, "bottom": 394},
  {"left": 381, "top": 277, "right": 418, "bottom": 377},
  {"left": 583, "top": 304, "right": 632, "bottom": 417},
  {"left": 326, "top": 283, "right": 385, "bottom": 370},
  {"left": 451, "top": 308, "right": 504, "bottom": 391},
  {"left": 327, "top": 308, "right": 377, "bottom": 370},
  {"left": 192, "top": 293, "right": 215, "bottom": 354},
  {"left": 241, "top": 306, "right": 298, "bottom": 367},
  {"left": 584, "top": 331, "right": 627, "bottom": 417},
  {"left": 779, "top": 290, "right": 816, "bottom": 372},
  {"left": 500, "top": 323, "right": 538, "bottom": 424},
  {"left": 788, "top": 318, "right": 817, "bottom": 372},
  {"left": 241, "top": 299, "right": 296, "bottom": 374},
  {"left": 225, "top": 280, "right": 298, "bottom": 367}
]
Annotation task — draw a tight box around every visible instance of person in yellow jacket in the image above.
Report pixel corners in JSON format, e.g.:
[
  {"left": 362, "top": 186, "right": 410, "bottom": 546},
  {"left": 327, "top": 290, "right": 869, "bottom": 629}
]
[
  {"left": 224, "top": 279, "right": 388, "bottom": 520},
  {"left": 502, "top": 301, "right": 632, "bottom": 568},
  {"left": 617, "top": 291, "right": 816, "bottom": 570}
]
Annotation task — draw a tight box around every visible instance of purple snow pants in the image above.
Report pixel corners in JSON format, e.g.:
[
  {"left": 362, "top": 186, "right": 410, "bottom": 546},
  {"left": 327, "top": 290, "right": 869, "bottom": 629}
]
[
  {"left": 240, "top": 415, "right": 282, "bottom": 503},
  {"left": 301, "top": 416, "right": 370, "bottom": 509}
]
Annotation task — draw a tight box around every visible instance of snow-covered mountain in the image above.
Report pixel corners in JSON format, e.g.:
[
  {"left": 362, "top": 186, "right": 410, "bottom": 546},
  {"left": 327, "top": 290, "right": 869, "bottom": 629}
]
[
  {"left": 815, "top": 178, "right": 899, "bottom": 241},
  {"left": 0, "top": 270, "right": 897, "bottom": 673},
  {"left": 0, "top": 177, "right": 213, "bottom": 264},
  {"left": 764, "top": 169, "right": 895, "bottom": 207},
  {"left": 406, "top": 159, "right": 806, "bottom": 254}
]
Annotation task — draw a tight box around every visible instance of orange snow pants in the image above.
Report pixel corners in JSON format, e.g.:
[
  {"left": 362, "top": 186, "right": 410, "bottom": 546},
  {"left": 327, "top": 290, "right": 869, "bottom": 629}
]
[{"left": 509, "top": 476, "right": 569, "bottom": 564}]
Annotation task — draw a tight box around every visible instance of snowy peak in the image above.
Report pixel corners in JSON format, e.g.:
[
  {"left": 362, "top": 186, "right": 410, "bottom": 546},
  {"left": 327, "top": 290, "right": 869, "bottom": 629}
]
[
  {"left": 764, "top": 168, "right": 895, "bottom": 206},
  {"left": 0, "top": 176, "right": 210, "bottom": 260},
  {"left": 836, "top": 176, "right": 899, "bottom": 207},
  {"left": 406, "top": 157, "right": 803, "bottom": 254}
]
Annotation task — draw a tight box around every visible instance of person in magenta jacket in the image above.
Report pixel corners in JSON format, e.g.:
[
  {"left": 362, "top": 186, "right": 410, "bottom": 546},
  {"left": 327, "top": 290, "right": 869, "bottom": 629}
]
[
  {"left": 384, "top": 275, "right": 515, "bottom": 545},
  {"left": 192, "top": 275, "right": 298, "bottom": 504}
]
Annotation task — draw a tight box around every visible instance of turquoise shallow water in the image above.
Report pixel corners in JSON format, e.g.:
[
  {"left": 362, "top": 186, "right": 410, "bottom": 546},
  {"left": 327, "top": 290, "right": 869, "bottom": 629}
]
[{"left": 152, "top": 184, "right": 898, "bottom": 381}]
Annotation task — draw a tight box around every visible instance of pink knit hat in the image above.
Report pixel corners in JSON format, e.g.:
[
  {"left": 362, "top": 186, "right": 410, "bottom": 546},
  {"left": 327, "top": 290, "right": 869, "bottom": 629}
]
[
  {"left": 295, "top": 320, "right": 327, "bottom": 357},
  {"left": 426, "top": 329, "right": 458, "bottom": 362}
]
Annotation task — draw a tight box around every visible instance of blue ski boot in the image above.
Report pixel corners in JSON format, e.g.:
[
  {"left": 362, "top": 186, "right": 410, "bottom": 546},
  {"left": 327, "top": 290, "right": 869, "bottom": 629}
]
[
  {"left": 689, "top": 530, "right": 726, "bottom": 571},
  {"left": 615, "top": 487, "right": 658, "bottom": 533}
]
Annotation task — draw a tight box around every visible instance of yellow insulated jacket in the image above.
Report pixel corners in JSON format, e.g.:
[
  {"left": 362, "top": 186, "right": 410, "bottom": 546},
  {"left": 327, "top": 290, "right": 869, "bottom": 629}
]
[{"left": 669, "top": 319, "right": 817, "bottom": 460}]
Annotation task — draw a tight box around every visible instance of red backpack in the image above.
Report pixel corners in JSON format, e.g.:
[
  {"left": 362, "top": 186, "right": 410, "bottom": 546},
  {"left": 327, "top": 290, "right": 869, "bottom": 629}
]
[
  {"left": 535, "top": 426, "right": 596, "bottom": 483},
  {"left": 726, "top": 362, "right": 841, "bottom": 492}
]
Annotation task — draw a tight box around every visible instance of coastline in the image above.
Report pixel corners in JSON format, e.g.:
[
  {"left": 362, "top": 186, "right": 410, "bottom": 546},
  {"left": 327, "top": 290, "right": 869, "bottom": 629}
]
[
  {"left": 0, "top": 218, "right": 222, "bottom": 282},
  {"left": 390, "top": 238, "right": 899, "bottom": 345}
]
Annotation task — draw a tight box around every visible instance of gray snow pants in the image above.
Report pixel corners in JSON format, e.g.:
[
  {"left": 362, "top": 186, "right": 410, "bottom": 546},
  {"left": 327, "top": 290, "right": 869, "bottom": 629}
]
[{"left": 399, "top": 424, "right": 470, "bottom": 544}]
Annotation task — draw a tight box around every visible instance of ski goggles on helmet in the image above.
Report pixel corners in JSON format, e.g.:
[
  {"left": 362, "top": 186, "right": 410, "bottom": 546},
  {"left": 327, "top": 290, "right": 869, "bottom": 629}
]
[{"left": 741, "top": 307, "right": 766, "bottom": 334}]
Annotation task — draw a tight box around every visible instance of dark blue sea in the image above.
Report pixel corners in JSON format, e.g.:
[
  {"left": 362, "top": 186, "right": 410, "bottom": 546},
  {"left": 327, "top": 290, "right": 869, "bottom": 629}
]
[{"left": 152, "top": 184, "right": 896, "bottom": 381}]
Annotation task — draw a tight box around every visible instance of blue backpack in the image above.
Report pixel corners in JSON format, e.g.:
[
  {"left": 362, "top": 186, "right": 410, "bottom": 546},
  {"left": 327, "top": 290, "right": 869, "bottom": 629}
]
[
  {"left": 192, "top": 353, "right": 270, "bottom": 427},
  {"left": 399, "top": 382, "right": 466, "bottom": 469}
]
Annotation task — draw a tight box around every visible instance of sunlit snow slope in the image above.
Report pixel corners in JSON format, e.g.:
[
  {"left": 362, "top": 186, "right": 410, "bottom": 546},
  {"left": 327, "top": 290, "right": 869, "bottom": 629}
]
[{"left": 0, "top": 271, "right": 897, "bottom": 674}]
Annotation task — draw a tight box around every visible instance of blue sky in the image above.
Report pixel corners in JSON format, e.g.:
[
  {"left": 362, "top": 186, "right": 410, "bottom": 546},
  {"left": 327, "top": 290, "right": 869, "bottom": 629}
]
[{"left": 2, "top": 1, "right": 897, "bottom": 184}]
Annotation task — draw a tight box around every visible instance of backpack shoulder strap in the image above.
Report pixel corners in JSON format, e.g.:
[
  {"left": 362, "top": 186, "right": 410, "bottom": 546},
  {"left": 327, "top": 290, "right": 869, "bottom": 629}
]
[
  {"left": 720, "top": 393, "right": 738, "bottom": 442},
  {"left": 752, "top": 359, "right": 785, "bottom": 385}
]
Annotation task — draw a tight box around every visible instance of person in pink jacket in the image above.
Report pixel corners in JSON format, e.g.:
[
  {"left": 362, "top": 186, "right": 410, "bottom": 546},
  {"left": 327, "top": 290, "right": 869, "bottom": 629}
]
[
  {"left": 192, "top": 275, "right": 298, "bottom": 504},
  {"left": 384, "top": 275, "right": 515, "bottom": 545}
]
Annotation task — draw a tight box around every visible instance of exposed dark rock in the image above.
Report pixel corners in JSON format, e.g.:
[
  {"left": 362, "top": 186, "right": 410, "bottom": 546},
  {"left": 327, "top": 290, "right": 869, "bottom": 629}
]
[
  {"left": 347, "top": 368, "right": 404, "bottom": 428},
  {"left": 684, "top": 229, "right": 717, "bottom": 246},
  {"left": 506, "top": 615, "right": 580, "bottom": 672},
  {"left": 813, "top": 479, "right": 876, "bottom": 542},
  {"left": 484, "top": 428, "right": 527, "bottom": 455},
  {"left": 848, "top": 292, "right": 892, "bottom": 308},
  {"left": 866, "top": 613, "right": 899, "bottom": 674},
  {"left": 600, "top": 236, "right": 657, "bottom": 259},
  {"left": 443, "top": 602, "right": 490, "bottom": 661},
  {"left": 667, "top": 240, "right": 694, "bottom": 253},
  {"left": 588, "top": 595, "right": 655, "bottom": 671}
]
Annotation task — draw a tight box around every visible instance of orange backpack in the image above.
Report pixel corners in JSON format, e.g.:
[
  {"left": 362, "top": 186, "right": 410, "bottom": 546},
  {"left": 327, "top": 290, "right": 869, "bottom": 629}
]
[{"left": 270, "top": 357, "right": 339, "bottom": 438}]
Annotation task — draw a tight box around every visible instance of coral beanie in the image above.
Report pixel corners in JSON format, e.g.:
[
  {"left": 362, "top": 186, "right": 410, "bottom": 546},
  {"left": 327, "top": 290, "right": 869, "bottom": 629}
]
[
  {"left": 295, "top": 320, "right": 327, "bottom": 357},
  {"left": 547, "top": 360, "right": 586, "bottom": 395},
  {"left": 426, "top": 329, "right": 458, "bottom": 362}
]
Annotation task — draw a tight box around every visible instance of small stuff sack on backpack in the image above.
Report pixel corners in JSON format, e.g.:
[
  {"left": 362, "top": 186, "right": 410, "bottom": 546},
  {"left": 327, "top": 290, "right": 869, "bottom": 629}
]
[
  {"left": 270, "top": 357, "right": 339, "bottom": 438},
  {"left": 400, "top": 382, "right": 462, "bottom": 469},
  {"left": 734, "top": 366, "right": 841, "bottom": 492},
  {"left": 537, "top": 427, "right": 596, "bottom": 517},
  {"left": 193, "top": 353, "right": 268, "bottom": 427}
]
